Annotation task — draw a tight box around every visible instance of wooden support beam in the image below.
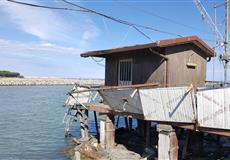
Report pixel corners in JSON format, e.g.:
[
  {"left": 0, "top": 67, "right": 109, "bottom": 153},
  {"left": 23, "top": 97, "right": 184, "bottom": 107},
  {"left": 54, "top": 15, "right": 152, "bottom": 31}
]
[
  {"left": 158, "top": 121, "right": 195, "bottom": 130},
  {"left": 116, "top": 115, "right": 120, "bottom": 128},
  {"left": 87, "top": 105, "right": 230, "bottom": 137},
  {"left": 169, "top": 131, "right": 179, "bottom": 160},
  {"left": 137, "top": 119, "right": 145, "bottom": 137},
  {"left": 124, "top": 116, "right": 129, "bottom": 130},
  {"left": 70, "top": 83, "right": 159, "bottom": 93},
  {"left": 182, "top": 130, "right": 189, "bottom": 159},
  {"left": 93, "top": 111, "right": 99, "bottom": 138},
  {"left": 198, "top": 127, "right": 230, "bottom": 137},
  {"left": 145, "top": 121, "right": 151, "bottom": 148},
  {"left": 128, "top": 117, "right": 133, "bottom": 130},
  {"left": 187, "top": 130, "right": 203, "bottom": 157},
  {"left": 76, "top": 108, "right": 85, "bottom": 139},
  {"left": 84, "top": 109, "right": 89, "bottom": 139},
  {"left": 87, "top": 104, "right": 145, "bottom": 119}
]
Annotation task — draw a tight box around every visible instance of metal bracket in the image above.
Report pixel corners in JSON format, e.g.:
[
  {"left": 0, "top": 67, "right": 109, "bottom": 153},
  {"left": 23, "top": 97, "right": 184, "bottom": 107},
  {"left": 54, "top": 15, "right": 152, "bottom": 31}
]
[{"left": 220, "top": 54, "right": 230, "bottom": 62}]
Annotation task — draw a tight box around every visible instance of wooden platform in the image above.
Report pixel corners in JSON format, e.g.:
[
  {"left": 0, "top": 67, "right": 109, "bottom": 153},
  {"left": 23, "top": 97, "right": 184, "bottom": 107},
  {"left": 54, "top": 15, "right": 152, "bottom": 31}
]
[{"left": 85, "top": 103, "right": 230, "bottom": 137}]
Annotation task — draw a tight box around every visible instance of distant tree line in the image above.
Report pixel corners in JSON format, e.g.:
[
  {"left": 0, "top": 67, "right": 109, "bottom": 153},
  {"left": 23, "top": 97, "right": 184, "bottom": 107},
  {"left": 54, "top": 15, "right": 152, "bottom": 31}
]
[{"left": 0, "top": 70, "right": 23, "bottom": 78}]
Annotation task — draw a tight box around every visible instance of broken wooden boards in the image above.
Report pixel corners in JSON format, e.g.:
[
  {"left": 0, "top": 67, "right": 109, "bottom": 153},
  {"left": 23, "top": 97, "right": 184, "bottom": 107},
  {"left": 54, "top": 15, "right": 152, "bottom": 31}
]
[
  {"left": 65, "top": 85, "right": 102, "bottom": 107},
  {"left": 65, "top": 84, "right": 230, "bottom": 132}
]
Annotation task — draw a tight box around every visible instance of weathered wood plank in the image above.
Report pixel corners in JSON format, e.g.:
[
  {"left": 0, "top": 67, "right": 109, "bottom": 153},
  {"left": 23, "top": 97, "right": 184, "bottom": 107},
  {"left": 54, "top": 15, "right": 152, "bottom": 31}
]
[{"left": 70, "top": 83, "right": 159, "bottom": 93}]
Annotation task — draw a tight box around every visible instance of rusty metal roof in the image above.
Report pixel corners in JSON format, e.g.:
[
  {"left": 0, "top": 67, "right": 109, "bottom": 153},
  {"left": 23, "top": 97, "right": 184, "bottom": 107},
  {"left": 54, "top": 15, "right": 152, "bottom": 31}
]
[{"left": 81, "top": 36, "right": 214, "bottom": 57}]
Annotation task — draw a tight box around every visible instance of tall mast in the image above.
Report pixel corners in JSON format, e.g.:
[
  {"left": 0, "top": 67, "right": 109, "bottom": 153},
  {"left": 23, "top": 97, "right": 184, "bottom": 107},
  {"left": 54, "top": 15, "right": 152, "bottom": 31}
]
[
  {"left": 224, "top": 0, "right": 229, "bottom": 84},
  {"left": 194, "top": 0, "right": 230, "bottom": 84}
]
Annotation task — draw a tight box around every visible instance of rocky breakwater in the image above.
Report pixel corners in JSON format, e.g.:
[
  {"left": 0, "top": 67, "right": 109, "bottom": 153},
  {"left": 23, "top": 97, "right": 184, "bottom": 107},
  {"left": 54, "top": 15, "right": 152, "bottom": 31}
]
[{"left": 0, "top": 77, "right": 104, "bottom": 86}]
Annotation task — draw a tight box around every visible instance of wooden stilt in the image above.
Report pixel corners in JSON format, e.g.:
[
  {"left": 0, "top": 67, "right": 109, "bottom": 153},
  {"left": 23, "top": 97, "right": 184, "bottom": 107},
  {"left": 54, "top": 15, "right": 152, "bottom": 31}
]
[
  {"left": 182, "top": 130, "right": 189, "bottom": 159},
  {"left": 137, "top": 119, "right": 145, "bottom": 137},
  {"left": 77, "top": 108, "right": 85, "bottom": 139},
  {"left": 187, "top": 131, "right": 203, "bottom": 157},
  {"left": 124, "top": 116, "right": 129, "bottom": 130},
  {"left": 84, "top": 109, "right": 89, "bottom": 140},
  {"left": 145, "top": 121, "right": 151, "bottom": 148},
  {"left": 116, "top": 115, "right": 120, "bottom": 128},
  {"left": 93, "top": 111, "right": 99, "bottom": 138},
  {"left": 216, "top": 135, "right": 221, "bottom": 146},
  {"left": 169, "top": 131, "right": 179, "bottom": 160},
  {"left": 128, "top": 117, "right": 133, "bottom": 130}
]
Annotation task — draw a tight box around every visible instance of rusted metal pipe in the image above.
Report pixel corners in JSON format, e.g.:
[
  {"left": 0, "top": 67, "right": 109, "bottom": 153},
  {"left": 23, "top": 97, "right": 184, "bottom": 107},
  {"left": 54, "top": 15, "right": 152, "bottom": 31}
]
[{"left": 149, "top": 48, "right": 168, "bottom": 60}]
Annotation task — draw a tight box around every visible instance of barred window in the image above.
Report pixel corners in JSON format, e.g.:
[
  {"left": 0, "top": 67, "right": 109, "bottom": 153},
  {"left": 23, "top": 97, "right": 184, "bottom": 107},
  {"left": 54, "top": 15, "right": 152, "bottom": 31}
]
[{"left": 118, "top": 59, "right": 132, "bottom": 85}]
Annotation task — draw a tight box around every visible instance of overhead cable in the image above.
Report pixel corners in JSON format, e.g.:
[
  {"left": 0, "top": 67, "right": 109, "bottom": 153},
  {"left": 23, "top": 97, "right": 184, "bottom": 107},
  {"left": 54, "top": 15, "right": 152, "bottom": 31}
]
[
  {"left": 61, "top": 0, "right": 183, "bottom": 39},
  {"left": 116, "top": 1, "right": 213, "bottom": 36},
  {"left": 7, "top": 0, "right": 89, "bottom": 12}
]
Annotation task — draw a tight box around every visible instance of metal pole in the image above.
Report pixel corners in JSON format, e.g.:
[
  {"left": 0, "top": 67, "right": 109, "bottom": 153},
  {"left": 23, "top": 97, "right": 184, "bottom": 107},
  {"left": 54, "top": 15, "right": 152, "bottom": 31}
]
[
  {"left": 213, "top": 5, "right": 217, "bottom": 87},
  {"left": 224, "top": 0, "right": 229, "bottom": 84}
]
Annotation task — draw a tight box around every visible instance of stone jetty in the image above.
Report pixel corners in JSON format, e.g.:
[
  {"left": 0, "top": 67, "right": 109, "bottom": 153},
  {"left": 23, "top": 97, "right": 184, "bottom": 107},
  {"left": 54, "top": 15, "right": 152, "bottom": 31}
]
[{"left": 0, "top": 77, "right": 104, "bottom": 86}]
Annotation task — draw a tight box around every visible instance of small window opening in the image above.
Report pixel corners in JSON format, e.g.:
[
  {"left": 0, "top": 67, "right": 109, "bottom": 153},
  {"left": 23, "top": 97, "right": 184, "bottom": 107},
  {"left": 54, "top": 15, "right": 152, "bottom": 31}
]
[{"left": 118, "top": 59, "right": 132, "bottom": 86}]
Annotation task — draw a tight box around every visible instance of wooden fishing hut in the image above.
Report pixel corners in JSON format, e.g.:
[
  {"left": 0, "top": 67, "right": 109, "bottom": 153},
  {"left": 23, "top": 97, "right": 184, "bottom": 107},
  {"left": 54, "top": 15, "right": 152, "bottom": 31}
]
[
  {"left": 67, "top": 36, "right": 229, "bottom": 159},
  {"left": 81, "top": 36, "right": 213, "bottom": 87}
]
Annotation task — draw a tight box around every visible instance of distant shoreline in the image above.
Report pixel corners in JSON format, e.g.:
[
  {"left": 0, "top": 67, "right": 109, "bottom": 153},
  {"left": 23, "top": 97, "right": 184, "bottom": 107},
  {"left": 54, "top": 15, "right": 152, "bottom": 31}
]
[{"left": 0, "top": 77, "right": 104, "bottom": 86}]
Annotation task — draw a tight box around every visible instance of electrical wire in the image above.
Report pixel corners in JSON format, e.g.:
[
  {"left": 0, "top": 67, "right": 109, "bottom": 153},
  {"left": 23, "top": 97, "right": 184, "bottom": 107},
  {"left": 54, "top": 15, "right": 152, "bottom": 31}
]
[
  {"left": 8, "top": 0, "right": 183, "bottom": 41},
  {"left": 101, "top": 17, "right": 113, "bottom": 43},
  {"left": 7, "top": 0, "right": 89, "bottom": 12},
  {"left": 91, "top": 56, "right": 104, "bottom": 62},
  {"left": 7, "top": 0, "right": 216, "bottom": 43},
  {"left": 61, "top": 0, "right": 183, "bottom": 38},
  {"left": 116, "top": 0, "right": 213, "bottom": 36},
  {"left": 116, "top": 26, "right": 132, "bottom": 47},
  {"left": 91, "top": 57, "right": 105, "bottom": 67},
  {"left": 7, "top": 0, "right": 215, "bottom": 46},
  {"left": 101, "top": 18, "right": 133, "bottom": 47}
]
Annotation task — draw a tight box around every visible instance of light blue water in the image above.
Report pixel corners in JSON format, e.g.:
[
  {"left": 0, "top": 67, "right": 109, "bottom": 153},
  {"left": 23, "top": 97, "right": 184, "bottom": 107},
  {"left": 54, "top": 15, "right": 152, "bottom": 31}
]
[
  {"left": 0, "top": 85, "right": 138, "bottom": 160},
  {"left": 0, "top": 86, "right": 73, "bottom": 160}
]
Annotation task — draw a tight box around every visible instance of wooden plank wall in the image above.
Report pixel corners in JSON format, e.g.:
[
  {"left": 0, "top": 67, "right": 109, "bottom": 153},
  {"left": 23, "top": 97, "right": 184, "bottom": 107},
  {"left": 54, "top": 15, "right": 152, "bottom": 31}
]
[
  {"left": 105, "top": 56, "right": 118, "bottom": 86},
  {"left": 165, "top": 44, "right": 207, "bottom": 87},
  {"left": 105, "top": 44, "right": 208, "bottom": 87},
  {"left": 105, "top": 49, "right": 166, "bottom": 86}
]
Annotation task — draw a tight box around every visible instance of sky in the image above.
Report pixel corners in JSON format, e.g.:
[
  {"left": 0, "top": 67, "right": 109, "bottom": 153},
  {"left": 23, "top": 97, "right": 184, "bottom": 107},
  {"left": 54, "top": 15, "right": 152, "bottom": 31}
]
[{"left": 0, "top": 0, "right": 229, "bottom": 80}]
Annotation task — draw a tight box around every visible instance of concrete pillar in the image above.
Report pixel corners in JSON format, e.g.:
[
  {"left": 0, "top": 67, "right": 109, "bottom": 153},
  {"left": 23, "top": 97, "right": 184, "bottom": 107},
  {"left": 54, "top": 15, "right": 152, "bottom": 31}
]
[
  {"left": 157, "top": 124, "right": 178, "bottom": 160},
  {"left": 99, "top": 113, "right": 115, "bottom": 149},
  {"left": 74, "top": 151, "right": 81, "bottom": 160}
]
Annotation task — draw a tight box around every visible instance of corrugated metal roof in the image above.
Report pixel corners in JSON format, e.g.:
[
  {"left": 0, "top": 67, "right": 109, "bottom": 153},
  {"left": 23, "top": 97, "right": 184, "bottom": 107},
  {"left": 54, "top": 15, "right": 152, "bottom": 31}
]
[{"left": 81, "top": 36, "right": 214, "bottom": 57}]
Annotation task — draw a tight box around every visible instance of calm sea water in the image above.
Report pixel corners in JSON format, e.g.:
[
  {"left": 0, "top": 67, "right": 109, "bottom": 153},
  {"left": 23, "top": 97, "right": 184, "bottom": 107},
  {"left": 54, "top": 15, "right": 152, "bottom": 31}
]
[
  {"left": 0, "top": 86, "right": 75, "bottom": 160},
  {"left": 0, "top": 85, "right": 136, "bottom": 160}
]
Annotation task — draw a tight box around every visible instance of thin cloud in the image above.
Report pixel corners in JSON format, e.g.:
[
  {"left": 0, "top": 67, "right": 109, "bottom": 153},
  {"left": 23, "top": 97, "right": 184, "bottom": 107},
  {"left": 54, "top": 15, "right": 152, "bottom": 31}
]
[
  {"left": 0, "top": 38, "right": 105, "bottom": 78},
  {"left": 0, "top": 39, "right": 83, "bottom": 55},
  {"left": 0, "top": 0, "right": 100, "bottom": 47}
]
